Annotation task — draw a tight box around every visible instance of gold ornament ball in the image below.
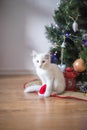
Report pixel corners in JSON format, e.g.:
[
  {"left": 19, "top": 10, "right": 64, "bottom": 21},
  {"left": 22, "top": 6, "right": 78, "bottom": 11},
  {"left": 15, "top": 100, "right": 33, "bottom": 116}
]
[{"left": 73, "top": 58, "right": 86, "bottom": 72}]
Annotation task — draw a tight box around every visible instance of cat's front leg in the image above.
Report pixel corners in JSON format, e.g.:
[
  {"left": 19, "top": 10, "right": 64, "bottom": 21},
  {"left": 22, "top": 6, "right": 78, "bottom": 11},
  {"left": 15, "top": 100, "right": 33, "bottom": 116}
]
[
  {"left": 39, "top": 76, "right": 46, "bottom": 86},
  {"left": 44, "top": 79, "right": 53, "bottom": 97}
]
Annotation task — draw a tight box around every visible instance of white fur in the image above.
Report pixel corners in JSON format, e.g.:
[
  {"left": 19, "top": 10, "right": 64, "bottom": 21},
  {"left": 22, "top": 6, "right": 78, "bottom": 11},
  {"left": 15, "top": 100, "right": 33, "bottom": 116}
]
[
  {"left": 24, "top": 85, "right": 41, "bottom": 92},
  {"left": 24, "top": 51, "right": 65, "bottom": 97}
]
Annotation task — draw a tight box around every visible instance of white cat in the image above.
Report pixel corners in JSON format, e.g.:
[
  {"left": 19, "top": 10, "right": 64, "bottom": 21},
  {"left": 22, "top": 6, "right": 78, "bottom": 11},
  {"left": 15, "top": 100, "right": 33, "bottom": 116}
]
[{"left": 24, "top": 51, "right": 65, "bottom": 97}]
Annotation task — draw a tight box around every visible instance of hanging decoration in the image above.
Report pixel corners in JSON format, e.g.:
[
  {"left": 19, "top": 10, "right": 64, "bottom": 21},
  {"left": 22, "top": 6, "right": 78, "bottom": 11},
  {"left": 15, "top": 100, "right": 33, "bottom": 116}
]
[
  {"left": 64, "top": 67, "right": 78, "bottom": 91},
  {"left": 73, "top": 58, "right": 86, "bottom": 72},
  {"left": 72, "top": 20, "right": 78, "bottom": 32},
  {"left": 69, "top": 15, "right": 79, "bottom": 32},
  {"left": 51, "top": 51, "right": 59, "bottom": 64}
]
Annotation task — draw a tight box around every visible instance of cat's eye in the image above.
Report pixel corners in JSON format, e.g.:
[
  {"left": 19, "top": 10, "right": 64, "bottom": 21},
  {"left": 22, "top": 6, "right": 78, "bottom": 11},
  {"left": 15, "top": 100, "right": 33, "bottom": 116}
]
[
  {"left": 42, "top": 60, "right": 45, "bottom": 63},
  {"left": 37, "top": 60, "right": 39, "bottom": 63}
]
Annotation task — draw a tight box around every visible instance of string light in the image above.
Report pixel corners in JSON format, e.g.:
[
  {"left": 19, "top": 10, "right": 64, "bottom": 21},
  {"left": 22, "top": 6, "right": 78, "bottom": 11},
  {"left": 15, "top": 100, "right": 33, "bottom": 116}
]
[{"left": 56, "top": 0, "right": 60, "bottom": 8}]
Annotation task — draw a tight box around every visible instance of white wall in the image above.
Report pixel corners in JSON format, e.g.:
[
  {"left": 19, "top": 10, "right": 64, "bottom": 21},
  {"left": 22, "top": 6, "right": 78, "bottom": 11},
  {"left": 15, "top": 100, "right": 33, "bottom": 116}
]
[{"left": 0, "top": 0, "right": 57, "bottom": 75}]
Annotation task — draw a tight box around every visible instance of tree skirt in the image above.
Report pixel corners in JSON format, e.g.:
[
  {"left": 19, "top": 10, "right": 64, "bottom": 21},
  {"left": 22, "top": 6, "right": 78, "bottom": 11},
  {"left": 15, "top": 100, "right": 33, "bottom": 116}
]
[{"left": 23, "top": 79, "right": 87, "bottom": 102}]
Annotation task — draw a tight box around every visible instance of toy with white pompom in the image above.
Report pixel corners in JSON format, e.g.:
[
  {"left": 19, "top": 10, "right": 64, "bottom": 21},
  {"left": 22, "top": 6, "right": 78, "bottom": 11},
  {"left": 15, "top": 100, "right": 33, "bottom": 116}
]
[
  {"left": 38, "top": 84, "right": 47, "bottom": 96},
  {"left": 23, "top": 81, "right": 47, "bottom": 96}
]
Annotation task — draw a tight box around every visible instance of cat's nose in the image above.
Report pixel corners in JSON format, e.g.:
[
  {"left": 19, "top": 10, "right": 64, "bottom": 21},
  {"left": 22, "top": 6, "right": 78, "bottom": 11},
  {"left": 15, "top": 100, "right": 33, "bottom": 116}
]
[{"left": 39, "top": 65, "right": 42, "bottom": 68}]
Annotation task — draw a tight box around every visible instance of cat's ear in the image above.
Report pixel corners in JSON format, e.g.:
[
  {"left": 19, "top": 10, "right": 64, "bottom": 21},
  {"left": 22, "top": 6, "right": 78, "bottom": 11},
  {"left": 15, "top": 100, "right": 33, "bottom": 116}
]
[
  {"left": 32, "top": 50, "right": 37, "bottom": 58},
  {"left": 45, "top": 53, "right": 50, "bottom": 60}
]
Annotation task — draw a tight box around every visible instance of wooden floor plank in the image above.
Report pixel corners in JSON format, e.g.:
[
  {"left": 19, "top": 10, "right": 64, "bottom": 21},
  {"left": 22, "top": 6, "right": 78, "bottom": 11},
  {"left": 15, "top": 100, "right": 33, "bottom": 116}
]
[{"left": 0, "top": 75, "right": 87, "bottom": 130}]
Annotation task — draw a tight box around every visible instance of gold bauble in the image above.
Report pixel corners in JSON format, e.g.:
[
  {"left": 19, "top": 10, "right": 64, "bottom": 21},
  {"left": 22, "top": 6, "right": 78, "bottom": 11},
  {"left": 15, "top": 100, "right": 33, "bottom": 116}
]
[{"left": 73, "top": 58, "right": 86, "bottom": 72}]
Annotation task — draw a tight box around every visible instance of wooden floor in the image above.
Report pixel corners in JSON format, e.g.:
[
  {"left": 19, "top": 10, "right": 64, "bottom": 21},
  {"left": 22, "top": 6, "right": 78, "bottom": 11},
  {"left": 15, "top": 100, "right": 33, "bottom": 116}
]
[{"left": 0, "top": 75, "right": 87, "bottom": 130}]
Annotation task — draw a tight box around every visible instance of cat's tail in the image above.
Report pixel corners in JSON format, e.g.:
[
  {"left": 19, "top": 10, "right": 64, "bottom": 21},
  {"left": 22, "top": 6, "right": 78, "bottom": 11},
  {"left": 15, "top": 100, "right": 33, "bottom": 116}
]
[{"left": 24, "top": 84, "right": 41, "bottom": 93}]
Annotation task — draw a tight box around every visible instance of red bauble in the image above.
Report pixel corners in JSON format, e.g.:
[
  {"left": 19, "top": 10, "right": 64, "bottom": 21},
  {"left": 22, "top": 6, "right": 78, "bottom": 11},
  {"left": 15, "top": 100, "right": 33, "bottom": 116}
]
[{"left": 73, "top": 58, "right": 86, "bottom": 72}]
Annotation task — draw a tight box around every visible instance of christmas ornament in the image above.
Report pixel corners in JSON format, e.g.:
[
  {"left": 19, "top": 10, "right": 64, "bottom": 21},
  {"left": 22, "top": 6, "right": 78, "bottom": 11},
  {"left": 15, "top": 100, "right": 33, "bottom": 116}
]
[
  {"left": 82, "top": 33, "right": 87, "bottom": 39},
  {"left": 58, "top": 37, "right": 66, "bottom": 72},
  {"left": 56, "top": 0, "right": 60, "bottom": 8},
  {"left": 58, "top": 64, "right": 66, "bottom": 72},
  {"left": 53, "top": 42, "right": 59, "bottom": 48},
  {"left": 51, "top": 52, "right": 58, "bottom": 64},
  {"left": 83, "top": 40, "right": 87, "bottom": 46},
  {"left": 65, "top": 33, "right": 71, "bottom": 37},
  {"left": 72, "top": 21, "right": 78, "bottom": 32},
  {"left": 64, "top": 67, "right": 78, "bottom": 91},
  {"left": 73, "top": 58, "right": 86, "bottom": 72},
  {"left": 61, "top": 41, "right": 66, "bottom": 48},
  {"left": 80, "top": 83, "right": 87, "bottom": 93}
]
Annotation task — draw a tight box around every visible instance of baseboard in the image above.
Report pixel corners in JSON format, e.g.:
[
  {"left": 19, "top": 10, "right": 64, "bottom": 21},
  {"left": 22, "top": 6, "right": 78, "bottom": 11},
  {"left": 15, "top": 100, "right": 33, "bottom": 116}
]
[{"left": 0, "top": 69, "right": 36, "bottom": 75}]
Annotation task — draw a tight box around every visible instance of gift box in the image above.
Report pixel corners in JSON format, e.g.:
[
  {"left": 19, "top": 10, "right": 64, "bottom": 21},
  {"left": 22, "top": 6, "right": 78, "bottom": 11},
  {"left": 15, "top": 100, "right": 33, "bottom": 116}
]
[{"left": 64, "top": 67, "right": 78, "bottom": 91}]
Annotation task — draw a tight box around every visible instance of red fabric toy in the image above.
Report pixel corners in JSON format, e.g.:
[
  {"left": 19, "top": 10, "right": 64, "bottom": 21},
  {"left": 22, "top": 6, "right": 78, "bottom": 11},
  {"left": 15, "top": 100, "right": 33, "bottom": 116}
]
[{"left": 38, "top": 84, "right": 46, "bottom": 96}]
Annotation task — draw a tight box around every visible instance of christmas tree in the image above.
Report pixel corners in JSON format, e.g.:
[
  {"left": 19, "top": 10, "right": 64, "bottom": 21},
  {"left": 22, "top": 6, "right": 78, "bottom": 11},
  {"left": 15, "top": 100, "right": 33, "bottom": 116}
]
[{"left": 45, "top": 0, "right": 87, "bottom": 83}]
